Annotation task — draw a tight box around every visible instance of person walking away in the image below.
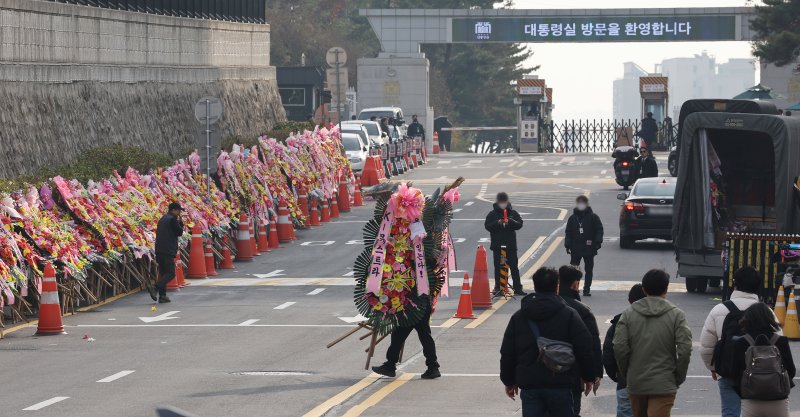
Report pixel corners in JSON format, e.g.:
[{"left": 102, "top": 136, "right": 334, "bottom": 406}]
[
  {"left": 407, "top": 114, "right": 425, "bottom": 139},
  {"left": 380, "top": 117, "right": 391, "bottom": 137},
  {"left": 636, "top": 112, "right": 658, "bottom": 150},
  {"left": 151, "top": 202, "right": 185, "bottom": 303},
  {"left": 558, "top": 265, "right": 603, "bottom": 417},
  {"left": 700, "top": 266, "right": 781, "bottom": 417},
  {"left": 372, "top": 295, "right": 440, "bottom": 380},
  {"left": 730, "top": 302, "right": 795, "bottom": 417},
  {"left": 603, "top": 284, "right": 646, "bottom": 417},
  {"left": 565, "top": 195, "right": 603, "bottom": 296},
  {"left": 501, "top": 267, "right": 595, "bottom": 417},
  {"left": 613, "top": 269, "right": 692, "bottom": 417},
  {"left": 635, "top": 148, "right": 658, "bottom": 179},
  {"left": 484, "top": 192, "right": 526, "bottom": 296}
]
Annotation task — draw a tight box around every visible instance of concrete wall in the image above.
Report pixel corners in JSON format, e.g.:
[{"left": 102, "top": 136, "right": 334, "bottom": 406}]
[
  {"left": 0, "top": 0, "right": 285, "bottom": 179},
  {"left": 761, "top": 62, "right": 800, "bottom": 111}
]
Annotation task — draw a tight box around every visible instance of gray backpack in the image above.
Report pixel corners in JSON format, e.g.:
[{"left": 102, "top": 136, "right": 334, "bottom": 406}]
[
  {"left": 528, "top": 321, "right": 576, "bottom": 374},
  {"left": 740, "top": 334, "right": 791, "bottom": 401}
]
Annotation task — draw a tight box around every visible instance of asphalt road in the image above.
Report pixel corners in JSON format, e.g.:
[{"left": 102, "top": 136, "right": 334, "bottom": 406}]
[{"left": 3, "top": 152, "right": 800, "bottom": 417}]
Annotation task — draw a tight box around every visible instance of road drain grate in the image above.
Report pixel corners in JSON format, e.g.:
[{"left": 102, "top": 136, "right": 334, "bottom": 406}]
[{"left": 229, "top": 371, "right": 312, "bottom": 376}]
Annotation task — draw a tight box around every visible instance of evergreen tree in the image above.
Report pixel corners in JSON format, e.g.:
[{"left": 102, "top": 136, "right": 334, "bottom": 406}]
[{"left": 750, "top": 0, "right": 800, "bottom": 66}]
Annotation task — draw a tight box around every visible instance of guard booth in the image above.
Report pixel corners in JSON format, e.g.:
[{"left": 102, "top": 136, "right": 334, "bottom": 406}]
[{"left": 516, "top": 77, "right": 548, "bottom": 153}]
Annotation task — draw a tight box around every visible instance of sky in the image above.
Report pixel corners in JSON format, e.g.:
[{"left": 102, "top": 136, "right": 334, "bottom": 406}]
[{"left": 511, "top": 0, "right": 756, "bottom": 120}]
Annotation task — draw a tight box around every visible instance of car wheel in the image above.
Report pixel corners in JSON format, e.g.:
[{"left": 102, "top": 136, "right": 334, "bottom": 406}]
[
  {"left": 685, "top": 276, "right": 697, "bottom": 293},
  {"left": 696, "top": 278, "right": 709, "bottom": 294},
  {"left": 619, "top": 236, "right": 635, "bottom": 249},
  {"left": 668, "top": 155, "right": 677, "bottom": 177},
  {"left": 708, "top": 278, "right": 721, "bottom": 288}
]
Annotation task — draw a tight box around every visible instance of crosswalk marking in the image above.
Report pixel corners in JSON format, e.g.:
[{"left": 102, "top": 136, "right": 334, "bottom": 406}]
[
  {"left": 437, "top": 160, "right": 451, "bottom": 164},
  {"left": 274, "top": 302, "right": 296, "bottom": 310}
]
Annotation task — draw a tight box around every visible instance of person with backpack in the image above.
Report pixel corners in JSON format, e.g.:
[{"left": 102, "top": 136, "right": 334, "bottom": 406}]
[
  {"left": 613, "top": 269, "right": 692, "bottom": 417},
  {"left": 603, "top": 283, "right": 646, "bottom": 417},
  {"left": 500, "top": 267, "right": 595, "bottom": 417},
  {"left": 699, "top": 266, "right": 782, "bottom": 417},
  {"left": 730, "top": 302, "right": 796, "bottom": 417},
  {"left": 558, "top": 265, "right": 603, "bottom": 417}
]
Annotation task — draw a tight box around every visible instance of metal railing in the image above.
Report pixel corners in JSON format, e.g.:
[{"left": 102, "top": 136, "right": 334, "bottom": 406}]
[
  {"left": 542, "top": 119, "right": 679, "bottom": 153},
  {"left": 48, "top": 0, "right": 266, "bottom": 23}
]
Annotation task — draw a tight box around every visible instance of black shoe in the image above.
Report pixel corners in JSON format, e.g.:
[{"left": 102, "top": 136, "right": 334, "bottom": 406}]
[
  {"left": 420, "top": 367, "right": 441, "bottom": 379},
  {"left": 492, "top": 288, "right": 505, "bottom": 297},
  {"left": 513, "top": 289, "right": 528, "bottom": 296},
  {"left": 147, "top": 286, "right": 158, "bottom": 302},
  {"left": 158, "top": 295, "right": 171, "bottom": 303},
  {"left": 583, "top": 291, "right": 592, "bottom": 297},
  {"left": 371, "top": 363, "right": 396, "bottom": 378}
]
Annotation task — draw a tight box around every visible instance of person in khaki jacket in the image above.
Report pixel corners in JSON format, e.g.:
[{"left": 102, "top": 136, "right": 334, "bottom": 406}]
[{"left": 613, "top": 269, "right": 692, "bottom": 417}]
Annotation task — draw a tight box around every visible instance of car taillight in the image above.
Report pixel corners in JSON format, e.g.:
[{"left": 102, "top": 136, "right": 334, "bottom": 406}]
[
  {"left": 624, "top": 201, "right": 645, "bottom": 212},
  {"left": 622, "top": 161, "right": 629, "bottom": 167}
]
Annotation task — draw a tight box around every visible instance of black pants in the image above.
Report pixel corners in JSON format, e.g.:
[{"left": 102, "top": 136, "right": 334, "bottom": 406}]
[
  {"left": 492, "top": 249, "right": 522, "bottom": 291},
  {"left": 386, "top": 309, "right": 438, "bottom": 369},
  {"left": 569, "top": 252, "right": 595, "bottom": 292},
  {"left": 155, "top": 253, "right": 176, "bottom": 296}
]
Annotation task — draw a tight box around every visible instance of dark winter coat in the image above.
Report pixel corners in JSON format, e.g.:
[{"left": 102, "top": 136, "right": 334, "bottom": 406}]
[
  {"left": 484, "top": 203, "right": 523, "bottom": 251},
  {"left": 603, "top": 313, "right": 626, "bottom": 390},
  {"left": 500, "top": 293, "right": 595, "bottom": 389},
  {"left": 564, "top": 207, "right": 604, "bottom": 255},
  {"left": 730, "top": 332, "right": 796, "bottom": 398},
  {"left": 638, "top": 117, "right": 658, "bottom": 145},
  {"left": 636, "top": 156, "right": 659, "bottom": 179},
  {"left": 407, "top": 121, "right": 425, "bottom": 138},
  {"left": 154, "top": 213, "right": 184, "bottom": 256},
  {"left": 560, "top": 288, "right": 604, "bottom": 381}
]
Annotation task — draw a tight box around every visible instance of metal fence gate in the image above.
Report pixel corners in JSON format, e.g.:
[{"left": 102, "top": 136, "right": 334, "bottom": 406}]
[{"left": 542, "top": 119, "right": 679, "bottom": 153}]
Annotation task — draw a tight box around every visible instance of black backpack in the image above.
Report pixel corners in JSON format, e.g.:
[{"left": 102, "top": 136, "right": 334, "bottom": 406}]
[
  {"left": 740, "top": 334, "right": 792, "bottom": 400},
  {"left": 712, "top": 301, "right": 745, "bottom": 378}
]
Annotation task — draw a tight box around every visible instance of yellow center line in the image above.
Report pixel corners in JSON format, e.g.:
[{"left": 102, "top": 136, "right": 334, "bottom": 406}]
[
  {"left": 340, "top": 372, "right": 416, "bottom": 417},
  {"left": 518, "top": 236, "right": 546, "bottom": 267},
  {"left": 439, "top": 317, "right": 461, "bottom": 328},
  {"left": 465, "top": 297, "right": 509, "bottom": 329},
  {"left": 522, "top": 237, "right": 565, "bottom": 280},
  {"left": 301, "top": 373, "right": 382, "bottom": 417},
  {"left": 490, "top": 171, "right": 504, "bottom": 179}
]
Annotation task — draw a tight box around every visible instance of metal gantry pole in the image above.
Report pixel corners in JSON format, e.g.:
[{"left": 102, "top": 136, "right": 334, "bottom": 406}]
[
  {"left": 205, "top": 99, "right": 211, "bottom": 196},
  {"left": 335, "top": 49, "right": 342, "bottom": 131}
]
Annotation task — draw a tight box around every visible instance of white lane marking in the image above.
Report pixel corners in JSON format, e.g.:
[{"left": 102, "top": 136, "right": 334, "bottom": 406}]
[
  {"left": 23, "top": 397, "right": 70, "bottom": 411},
  {"left": 469, "top": 159, "right": 482, "bottom": 164},
  {"left": 238, "top": 319, "right": 260, "bottom": 326},
  {"left": 507, "top": 161, "right": 518, "bottom": 168},
  {"left": 307, "top": 288, "right": 326, "bottom": 295},
  {"left": 464, "top": 201, "right": 474, "bottom": 206},
  {"left": 552, "top": 170, "right": 563, "bottom": 176},
  {"left": 500, "top": 159, "right": 513, "bottom": 163},
  {"left": 490, "top": 171, "right": 504, "bottom": 179},
  {"left": 233, "top": 371, "right": 312, "bottom": 376},
  {"left": 437, "top": 160, "right": 451, "bottom": 164},
  {"left": 338, "top": 314, "right": 368, "bottom": 323},
  {"left": 601, "top": 169, "right": 608, "bottom": 175},
  {"left": 343, "top": 271, "right": 356, "bottom": 277},
  {"left": 253, "top": 270, "right": 285, "bottom": 278},
  {"left": 452, "top": 208, "right": 463, "bottom": 213},
  {"left": 560, "top": 156, "right": 576, "bottom": 163},
  {"left": 517, "top": 161, "right": 528, "bottom": 168},
  {"left": 138, "top": 311, "right": 180, "bottom": 323},
  {"left": 274, "top": 302, "right": 296, "bottom": 310},
  {"left": 97, "top": 370, "right": 135, "bottom": 383},
  {"left": 300, "top": 241, "right": 335, "bottom": 246}
]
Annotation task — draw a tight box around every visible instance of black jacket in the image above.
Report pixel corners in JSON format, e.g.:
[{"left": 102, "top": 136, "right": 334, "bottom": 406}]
[
  {"left": 636, "top": 156, "right": 658, "bottom": 179},
  {"left": 603, "top": 313, "right": 626, "bottom": 390},
  {"left": 407, "top": 121, "right": 425, "bottom": 138},
  {"left": 638, "top": 117, "right": 658, "bottom": 144},
  {"left": 154, "top": 213, "right": 184, "bottom": 256},
  {"left": 484, "top": 203, "right": 523, "bottom": 251},
  {"left": 730, "top": 332, "right": 796, "bottom": 398},
  {"left": 500, "top": 293, "right": 594, "bottom": 389},
  {"left": 560, "top": 288, "right": 604, "bottom": 381},
  {"left": 564, "top": 207, "right": 604, "bottom": 255}
]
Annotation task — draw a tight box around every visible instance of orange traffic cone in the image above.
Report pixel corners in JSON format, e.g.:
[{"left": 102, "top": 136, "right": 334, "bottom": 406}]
[
  {"left": 235, "top": 213, "right": 253, "bottom": 262},
  {"left": 268, "top": 215, "right": 281, "bottom": 249},
  {"left": 257, "top": 218, "right": 270, "bottom": 253},
  {"left": 338, "top": 180, "right": 351, "bottom": 213},
  {"left": 784, "top": 290, "right": 800, "bottom": 340},
  {"left": 176, "top": 255, "right": 187, "bottom": 288},
  {"left": 249, "top": 217, "right": 259, "bottom": 256},
  {"left": 204, "top": 240, "right": 218, "bottom": 277},
  {"left": 330, "top": 192, "right": 340, "bottom": 218},
  {"left": 277, "top": 199, "right": 294, "bottom": 243},
  {"left": 309, "top": 198, "right": 321, "bottom": 226},
  {"left": 187, "top": 225, "right": 208, "bottom": 279},
  {"left": 321, "top": 199, "right": 331, "bottom": 223},
  {"left": 453, "top": 273, "right": 476, "bottom": 319},
  {"left": 433, "top": 132, "right": 440, "bottom": 155},
  {"left": 219, "top": 235, "right": 235, "bottom": 269},
  {"left": 166, "top": 267, "right": 180, "bottom": 291},
  {"left": 298, "top": 188, "right": 310, "bottom": 220},
  {"left": 36, "top": 263, "right": 66, "bottom": 335},
  {"left": 776, "top": 286, "right": 787, "bottom": 326},
  {"left": 353, "top": 178, "right": 364, "bottom": 207},
  {"left": 471, "top": 245, "right": 492, "bottom": 309}
]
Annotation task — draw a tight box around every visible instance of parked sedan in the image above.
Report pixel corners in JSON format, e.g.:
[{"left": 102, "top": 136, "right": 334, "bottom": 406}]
[
  {"left": 617, "top": 177, "right": 677, "bottom": 248},
  {"left": 341, "top": 132, "right": 368, "bottom": 172}
]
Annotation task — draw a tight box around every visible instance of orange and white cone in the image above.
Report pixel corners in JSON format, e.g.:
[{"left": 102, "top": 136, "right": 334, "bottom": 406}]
[
  {"left": 330, "top": 192, "right": 340, "bottom": 218},
  {"left": 204, "top": 240, "right": 218, "bottom": 277},
  {"left": 268, "top": 215, "right": 281, "bottom": 249},
  {"left": 321, "top": 199, "right": 331, "bottom": 223},
  {"left": 353, "top": 178, "right": 364, "bottom": 207},
  {"left": 453, "top": 273, "right": 477, "bottom": 319},
  {"left": 176, "top": 255, "right": 187, "bottom": 288},
  {"left": 36, "top": 263, "right": 66, "bottom": 335},
  {"left": 166, "top": 265, "right": 180, "bottom": 291},
  {"left": 338, "top": 180, "right": 351, "bottom": 213},
  {"left": 219, "top": 235, "right": 235, "bottom": 269},
  {"left": 309, "top": 198, "right": 321, "bottom": 226},
  {"left": 235, "top": 214, "right": 253, "bottom": 262},
  {"left": 277, "top": 199, "right": 294, "bottom": 243},
  {"left": 187, "top": 225, "right": 208, "bottom": 278},
  {"left": 784, "top": 290, "right": 800, "bottom": 340},
  {"left": 776, "top": 286, "right": 787, "bottom": 326},
  {"left": 257, "top": 218, "right": 270, "bottom": 253},
  {"left": 433, "top": 132, "right": 440, "bottom": 155},
  {"left": 249, "top": 217, "right": 259, "bottom": 256},
  {"left": 471, "top": 245, "right": 492, "bottom": 309},
  {"left": 298, "top": 188, "right": 310, "bottom": 221}
]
